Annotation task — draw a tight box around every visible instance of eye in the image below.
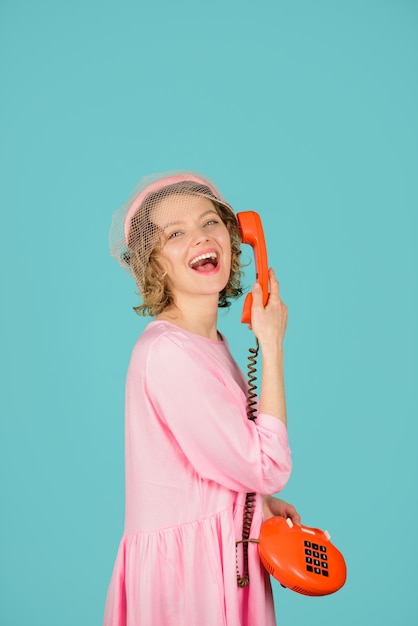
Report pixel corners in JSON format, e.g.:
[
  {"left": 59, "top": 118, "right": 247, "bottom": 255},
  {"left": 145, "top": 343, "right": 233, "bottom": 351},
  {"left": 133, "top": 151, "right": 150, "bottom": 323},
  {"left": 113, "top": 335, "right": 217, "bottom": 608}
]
[
  {"left": 204, "top": 219, "right": 219, "bottom": 227},
  {"left": 167, "top": 230, "right": 183, "bottom": 239}
]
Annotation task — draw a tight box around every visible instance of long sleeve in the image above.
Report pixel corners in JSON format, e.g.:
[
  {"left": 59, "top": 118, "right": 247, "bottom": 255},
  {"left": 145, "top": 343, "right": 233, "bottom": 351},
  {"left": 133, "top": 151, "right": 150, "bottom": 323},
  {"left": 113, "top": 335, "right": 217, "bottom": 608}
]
[{"left": 140, "top": 329, "right": 291, "bottom": 495}]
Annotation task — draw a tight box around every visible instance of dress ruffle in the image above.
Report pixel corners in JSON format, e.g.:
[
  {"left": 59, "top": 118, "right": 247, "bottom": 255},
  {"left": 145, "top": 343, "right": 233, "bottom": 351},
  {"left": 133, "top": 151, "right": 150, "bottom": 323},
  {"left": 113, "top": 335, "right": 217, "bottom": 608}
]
[{"left": 104, "top": 505, "right": 276, "bottom": 626}]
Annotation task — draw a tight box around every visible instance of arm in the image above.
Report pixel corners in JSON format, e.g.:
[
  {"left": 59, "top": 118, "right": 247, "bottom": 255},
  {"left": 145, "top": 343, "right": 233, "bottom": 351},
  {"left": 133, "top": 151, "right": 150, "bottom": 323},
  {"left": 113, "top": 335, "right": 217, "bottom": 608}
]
[
  {"left": 250, "top": 268, "right": 288, "bottom": 426},
  {"left": 143, "top": 331, "right": 292, "bottom": 495}
]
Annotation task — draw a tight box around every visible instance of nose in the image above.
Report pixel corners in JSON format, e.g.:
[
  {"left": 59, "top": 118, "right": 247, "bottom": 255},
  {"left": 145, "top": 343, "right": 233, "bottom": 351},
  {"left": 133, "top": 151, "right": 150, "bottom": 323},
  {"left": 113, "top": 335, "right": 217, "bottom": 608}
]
[{"left": 191, "top": 225, "right": 209, "bottom": 246}]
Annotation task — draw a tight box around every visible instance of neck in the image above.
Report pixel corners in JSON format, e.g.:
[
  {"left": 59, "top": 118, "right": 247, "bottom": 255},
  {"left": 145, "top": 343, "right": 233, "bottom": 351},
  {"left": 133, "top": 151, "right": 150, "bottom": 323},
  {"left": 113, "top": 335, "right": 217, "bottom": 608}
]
[{"left": 156, "top": 294, "right": 220, "bottom": 341}]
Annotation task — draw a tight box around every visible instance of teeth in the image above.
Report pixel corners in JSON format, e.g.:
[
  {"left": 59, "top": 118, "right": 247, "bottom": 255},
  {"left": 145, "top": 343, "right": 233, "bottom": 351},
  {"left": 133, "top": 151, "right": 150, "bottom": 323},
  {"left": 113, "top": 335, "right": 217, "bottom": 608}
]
[{"left": 189, "top": 252, "right": 218, "bottom": 267}]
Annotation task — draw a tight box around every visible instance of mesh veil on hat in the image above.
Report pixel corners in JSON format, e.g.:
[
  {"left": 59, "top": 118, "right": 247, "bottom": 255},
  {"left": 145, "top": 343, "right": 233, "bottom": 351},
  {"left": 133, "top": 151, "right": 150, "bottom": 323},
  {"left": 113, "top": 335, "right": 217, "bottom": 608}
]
[{"left": 109, "top": 170, "right": 236, "bottom": 291}]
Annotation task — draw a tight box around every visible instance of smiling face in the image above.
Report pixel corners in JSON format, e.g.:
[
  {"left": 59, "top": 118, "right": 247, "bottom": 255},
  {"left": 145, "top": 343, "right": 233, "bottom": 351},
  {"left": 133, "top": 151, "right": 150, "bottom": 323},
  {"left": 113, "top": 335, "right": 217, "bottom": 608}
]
[{"left": 151, "top": 195, "right": 232, "bottom": 308}]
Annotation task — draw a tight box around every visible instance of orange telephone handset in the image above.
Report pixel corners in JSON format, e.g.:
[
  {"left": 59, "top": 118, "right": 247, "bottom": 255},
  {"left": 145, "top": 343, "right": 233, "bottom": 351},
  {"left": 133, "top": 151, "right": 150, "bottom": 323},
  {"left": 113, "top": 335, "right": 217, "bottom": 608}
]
[{"left": 236, "top": 211, "right": 269, "bottom": 324}]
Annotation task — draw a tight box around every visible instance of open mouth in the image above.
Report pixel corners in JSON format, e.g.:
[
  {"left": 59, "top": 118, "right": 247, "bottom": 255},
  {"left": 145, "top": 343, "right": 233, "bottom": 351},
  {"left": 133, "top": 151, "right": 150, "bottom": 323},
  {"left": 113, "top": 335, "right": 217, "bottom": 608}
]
[{"left": 189, "top": 251, "right": 219, "bottom": 272}]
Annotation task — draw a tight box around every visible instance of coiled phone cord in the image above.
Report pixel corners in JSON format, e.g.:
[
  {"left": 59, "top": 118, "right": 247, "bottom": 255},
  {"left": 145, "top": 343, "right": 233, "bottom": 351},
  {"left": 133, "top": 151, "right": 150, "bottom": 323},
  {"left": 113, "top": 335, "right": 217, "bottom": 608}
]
[{"left": 236, "top": 339, "right": 260, "bottom": 587}]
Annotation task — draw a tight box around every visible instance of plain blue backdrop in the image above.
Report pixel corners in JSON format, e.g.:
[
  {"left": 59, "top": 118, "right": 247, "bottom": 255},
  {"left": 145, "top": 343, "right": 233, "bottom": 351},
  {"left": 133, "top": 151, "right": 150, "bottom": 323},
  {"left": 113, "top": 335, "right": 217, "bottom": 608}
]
[{"left": 1, "top": 1, "right": 417, "bottom": 624}]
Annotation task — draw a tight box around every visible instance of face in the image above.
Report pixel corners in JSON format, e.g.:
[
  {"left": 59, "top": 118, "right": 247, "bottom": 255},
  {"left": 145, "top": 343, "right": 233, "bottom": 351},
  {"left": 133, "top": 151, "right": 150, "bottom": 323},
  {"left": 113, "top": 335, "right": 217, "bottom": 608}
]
[{"left": 151, "top": 195, "right": 232, "bottom": 305}]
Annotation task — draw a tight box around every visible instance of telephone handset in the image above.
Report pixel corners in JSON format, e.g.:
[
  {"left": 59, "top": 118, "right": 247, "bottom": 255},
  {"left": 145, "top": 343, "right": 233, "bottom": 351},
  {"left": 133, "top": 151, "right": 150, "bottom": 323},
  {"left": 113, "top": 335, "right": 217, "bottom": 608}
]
[{"left": 236, "top": 211, "right": 269, "bottom": 324}]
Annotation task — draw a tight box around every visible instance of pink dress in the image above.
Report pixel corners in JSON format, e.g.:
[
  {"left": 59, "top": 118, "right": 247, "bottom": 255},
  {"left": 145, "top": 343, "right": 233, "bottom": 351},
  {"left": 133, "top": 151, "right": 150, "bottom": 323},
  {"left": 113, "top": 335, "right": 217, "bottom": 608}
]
[{"left": 103, "top": 320, "right": 292, "bottom": 626}]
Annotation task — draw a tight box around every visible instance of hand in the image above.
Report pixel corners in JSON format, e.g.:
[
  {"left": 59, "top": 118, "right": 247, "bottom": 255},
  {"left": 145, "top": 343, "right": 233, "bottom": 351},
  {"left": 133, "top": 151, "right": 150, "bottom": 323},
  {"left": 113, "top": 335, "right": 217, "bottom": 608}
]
[
  {"left": 249, "top": 268, "right": 288, "bottom": 351},
  {"left": 263, "top": 495, "right": 302, "bottom": 525}
]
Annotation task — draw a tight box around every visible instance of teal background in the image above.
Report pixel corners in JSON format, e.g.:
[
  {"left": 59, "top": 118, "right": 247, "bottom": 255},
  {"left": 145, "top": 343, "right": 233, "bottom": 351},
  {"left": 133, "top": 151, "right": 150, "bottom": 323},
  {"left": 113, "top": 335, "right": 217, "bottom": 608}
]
[{"left": 1, "top": 1, "right": 417, "bottom": 624}]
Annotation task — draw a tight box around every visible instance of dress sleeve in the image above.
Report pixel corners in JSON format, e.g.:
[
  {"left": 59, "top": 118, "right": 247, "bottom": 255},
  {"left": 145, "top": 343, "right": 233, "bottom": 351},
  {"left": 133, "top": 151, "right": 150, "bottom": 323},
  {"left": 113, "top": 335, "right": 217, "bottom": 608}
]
[{"left": 143, "top": 333, "right": 292, "bottom": 494}]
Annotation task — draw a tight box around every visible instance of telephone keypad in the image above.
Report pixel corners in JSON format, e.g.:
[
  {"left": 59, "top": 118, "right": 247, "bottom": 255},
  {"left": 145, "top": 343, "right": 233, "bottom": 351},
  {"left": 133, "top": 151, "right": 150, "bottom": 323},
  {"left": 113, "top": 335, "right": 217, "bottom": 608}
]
[{"left": 305, "top": 542, "right": 329, "bottom": 576}]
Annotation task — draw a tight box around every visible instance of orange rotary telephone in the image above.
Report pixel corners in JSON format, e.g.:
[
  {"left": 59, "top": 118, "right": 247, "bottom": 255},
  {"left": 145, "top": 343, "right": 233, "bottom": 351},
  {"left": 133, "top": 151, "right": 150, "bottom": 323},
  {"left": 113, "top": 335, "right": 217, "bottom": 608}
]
[{"left": 236, "top": 211, "right": 347, "bottom": 596}]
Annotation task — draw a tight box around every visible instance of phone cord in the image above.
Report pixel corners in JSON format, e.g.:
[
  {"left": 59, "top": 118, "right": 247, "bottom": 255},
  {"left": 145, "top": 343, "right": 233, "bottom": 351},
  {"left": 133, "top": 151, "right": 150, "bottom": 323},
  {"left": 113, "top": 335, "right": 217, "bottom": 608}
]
[{"left": 236, "top": 339, "right": 260, "bottom": 588}]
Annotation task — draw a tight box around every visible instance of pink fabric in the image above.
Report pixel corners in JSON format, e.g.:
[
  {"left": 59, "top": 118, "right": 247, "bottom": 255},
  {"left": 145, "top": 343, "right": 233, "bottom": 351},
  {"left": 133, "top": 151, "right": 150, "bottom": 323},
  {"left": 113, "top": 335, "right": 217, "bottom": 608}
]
[{"left": 103, "top": 321, "right": 292, "bottom": 626}]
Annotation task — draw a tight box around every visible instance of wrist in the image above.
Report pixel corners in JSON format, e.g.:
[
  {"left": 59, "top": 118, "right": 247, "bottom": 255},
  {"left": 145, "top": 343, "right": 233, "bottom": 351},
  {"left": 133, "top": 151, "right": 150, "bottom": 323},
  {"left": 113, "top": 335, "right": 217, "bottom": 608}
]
[{"left": 261, "top": 346, "right": 284, "bottom": 365}]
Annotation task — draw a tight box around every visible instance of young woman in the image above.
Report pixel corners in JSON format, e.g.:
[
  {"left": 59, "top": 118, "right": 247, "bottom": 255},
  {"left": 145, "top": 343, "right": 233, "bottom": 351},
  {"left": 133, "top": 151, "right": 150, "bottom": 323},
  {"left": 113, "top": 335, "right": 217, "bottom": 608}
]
[{"left": 104, "top": 171, "right": 300, "bottom": 626}]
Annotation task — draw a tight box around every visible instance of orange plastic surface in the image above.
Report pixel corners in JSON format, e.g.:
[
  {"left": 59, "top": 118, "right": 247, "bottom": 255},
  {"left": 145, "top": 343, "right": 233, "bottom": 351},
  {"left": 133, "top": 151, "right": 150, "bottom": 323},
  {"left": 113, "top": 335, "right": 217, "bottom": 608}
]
[
  {"left": 258, "top": 517, "right": 347, "bottom": 596},
  {"left": 236, "top": 211, "right": 269, "bottom": 324}
]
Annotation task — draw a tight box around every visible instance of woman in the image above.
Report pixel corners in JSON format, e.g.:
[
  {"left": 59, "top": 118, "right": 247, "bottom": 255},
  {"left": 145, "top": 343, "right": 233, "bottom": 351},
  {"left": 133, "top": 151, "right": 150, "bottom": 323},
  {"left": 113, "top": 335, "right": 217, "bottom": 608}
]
[{"left": 104, "top": 171, "right": 300, "bottom": 626}]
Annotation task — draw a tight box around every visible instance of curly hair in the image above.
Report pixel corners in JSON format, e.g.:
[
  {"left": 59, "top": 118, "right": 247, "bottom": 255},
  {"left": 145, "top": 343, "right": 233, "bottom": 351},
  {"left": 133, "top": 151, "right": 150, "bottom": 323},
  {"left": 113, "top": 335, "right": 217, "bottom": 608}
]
[{"left": 127, "top": 186, "right": 243, "bottom": 317}]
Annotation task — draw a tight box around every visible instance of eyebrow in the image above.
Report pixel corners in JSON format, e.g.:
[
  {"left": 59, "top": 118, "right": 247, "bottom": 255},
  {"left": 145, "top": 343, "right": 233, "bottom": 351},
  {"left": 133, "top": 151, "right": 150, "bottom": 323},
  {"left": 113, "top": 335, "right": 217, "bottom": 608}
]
[{"left": 160, "top": 208, "right": 219, "bottom": 230}]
